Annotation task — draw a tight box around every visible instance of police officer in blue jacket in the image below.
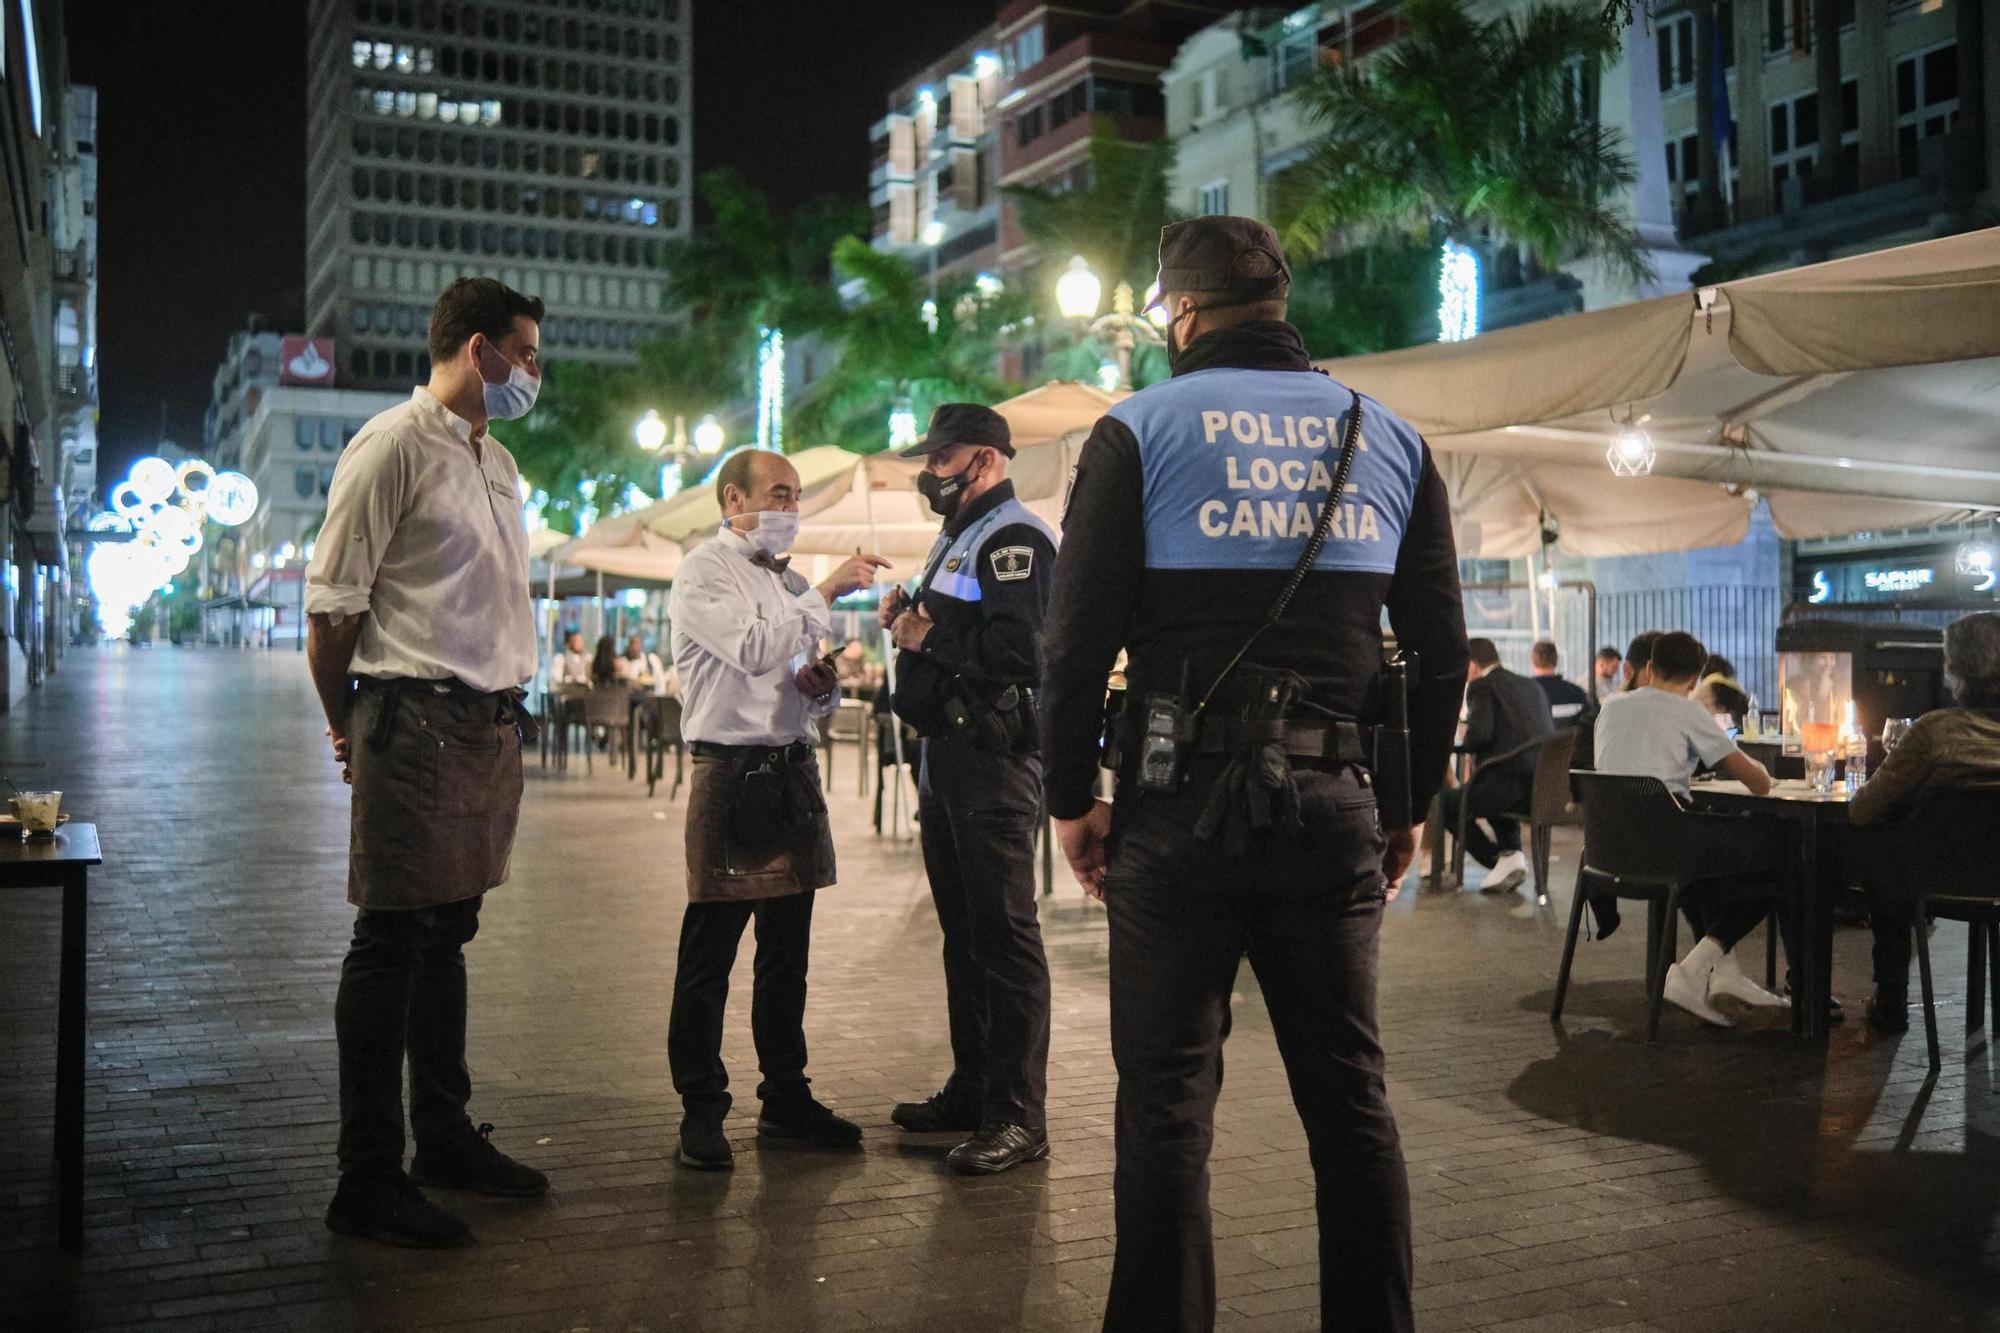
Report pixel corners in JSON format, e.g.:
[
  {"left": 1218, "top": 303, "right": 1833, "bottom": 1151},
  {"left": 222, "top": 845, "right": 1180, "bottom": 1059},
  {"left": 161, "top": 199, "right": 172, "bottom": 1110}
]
[
  {"left": 1041, "top": 218, "right": 1470, "bottom": 1332},
  {"left": 886, "top": 403, "right": 1059, "bottom": 1175}
]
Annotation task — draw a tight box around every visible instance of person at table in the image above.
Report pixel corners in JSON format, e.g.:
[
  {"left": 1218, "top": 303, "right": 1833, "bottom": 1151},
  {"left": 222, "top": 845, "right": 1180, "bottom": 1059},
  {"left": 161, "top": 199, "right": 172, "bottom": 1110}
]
[
  {"left": 1440, "top": 638, "right": 1553, "bottom": 893},
  {"left": 616, "top": 632, "right": 673, "bottom": 695},
  {"left": 833, "top": 637, "right": 874, "bottom": 695},
  {"left": 590, "top": 634, "right": 619, "bottom": 686},
  {"left": 1848, "top": 610, "right": 2000, "bottom": 1034},
  {"left": 1594, "top": 630, "right": 1790, "bottom": 1028},
  {"left": 551, "top": 630, "right": 589, "bottom": 686},
  {"left": 1622, "top": 630, "right": 1661, "bottom": 692},
  {"left": 1694, "top": 654, "right": 1750, "bottom": 734},
  {"left": 304, "top": 276, "right": 549, "bottom": 1248},
  {"left": 1529, "top": 640, "right": 1591, "bottom": 727},
  {"left": 665, "top": 447, "right": 890, "bottom": 1171},
  {"left": 1594, "top": 646, "right": 1623, "bottom": 692}
]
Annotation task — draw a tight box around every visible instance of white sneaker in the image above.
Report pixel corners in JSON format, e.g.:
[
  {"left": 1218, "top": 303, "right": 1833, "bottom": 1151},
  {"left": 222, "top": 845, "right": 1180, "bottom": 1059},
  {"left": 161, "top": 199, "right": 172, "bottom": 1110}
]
[
  {"left": 1707, "top": 951, "right": 1789, "bottom": 1008},
  {"left": 1481, "top": 851, "right": 1529, "bottom": 894},
  {"left": 1663, "top": 963, "right": 1735, "bottom": 1027}
]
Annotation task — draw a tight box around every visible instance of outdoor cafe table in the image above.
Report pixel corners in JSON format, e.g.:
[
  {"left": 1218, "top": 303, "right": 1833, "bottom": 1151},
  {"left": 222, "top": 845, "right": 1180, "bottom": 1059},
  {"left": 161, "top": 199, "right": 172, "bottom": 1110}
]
[
  {"left": 0, "top": 822, "right": 102, "bottom": 1246},
  {"left": 1685, "top": 779, "right": 1849, "bottom": 1039}
]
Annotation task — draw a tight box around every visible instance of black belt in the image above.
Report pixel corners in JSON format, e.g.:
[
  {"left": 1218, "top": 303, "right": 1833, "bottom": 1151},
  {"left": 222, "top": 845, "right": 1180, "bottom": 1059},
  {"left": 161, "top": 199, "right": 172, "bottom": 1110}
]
[
  {"left": 356, "top": 675, "right": 537, "bottom": 749},
  {"left": 1120, "top": 714, "right": 1373, "bottom": 767},
  {"left": 690, "top": 740, "right": 816, "bottom": 764}
]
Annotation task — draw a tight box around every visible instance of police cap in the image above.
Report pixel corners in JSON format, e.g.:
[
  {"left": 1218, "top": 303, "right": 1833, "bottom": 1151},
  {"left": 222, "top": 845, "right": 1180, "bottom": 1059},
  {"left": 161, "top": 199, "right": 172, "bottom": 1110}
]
[
  {"left": 1152, "top": 215, "right": 1292, "bottom": 307},
  {"left": 899, "top": 402, "right": 1014, "bottom": 459}
]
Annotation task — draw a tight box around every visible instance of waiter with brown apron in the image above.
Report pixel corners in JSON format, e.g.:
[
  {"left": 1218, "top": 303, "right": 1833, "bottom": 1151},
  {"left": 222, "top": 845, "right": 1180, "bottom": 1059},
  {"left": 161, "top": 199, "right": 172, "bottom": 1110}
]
[
  {"left": 305, "top": 278, "right": 551, "bottom": 1249},
  {"left": 664, "top": 448, "right": 889, "bottom": 1170}
]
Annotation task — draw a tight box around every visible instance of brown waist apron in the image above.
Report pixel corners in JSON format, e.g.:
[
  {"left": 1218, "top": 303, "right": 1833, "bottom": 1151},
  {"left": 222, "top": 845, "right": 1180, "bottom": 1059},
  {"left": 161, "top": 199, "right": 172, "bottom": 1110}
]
[
  {"left": 684, "top": 741, "right": 836, "bottom": 903},
  {"left": 347, "top": 678, "right": 528, "bottom": 910}
]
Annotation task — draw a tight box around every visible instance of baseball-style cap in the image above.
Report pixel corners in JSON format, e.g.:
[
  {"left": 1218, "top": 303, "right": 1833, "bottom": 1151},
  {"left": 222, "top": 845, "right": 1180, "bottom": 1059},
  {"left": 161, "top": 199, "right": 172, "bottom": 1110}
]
[
  {"left": 899, "top": 402, "right": 1014, "bottom": 459},
  {"left": 1149, "top": 215, "right": 1292, "bottom": 310}
]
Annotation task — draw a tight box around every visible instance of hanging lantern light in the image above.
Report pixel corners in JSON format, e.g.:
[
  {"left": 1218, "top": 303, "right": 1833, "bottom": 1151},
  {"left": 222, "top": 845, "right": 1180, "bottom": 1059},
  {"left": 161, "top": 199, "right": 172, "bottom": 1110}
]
[{"left": 1606, "top": 425, "right": 1656, "bottom": 477}]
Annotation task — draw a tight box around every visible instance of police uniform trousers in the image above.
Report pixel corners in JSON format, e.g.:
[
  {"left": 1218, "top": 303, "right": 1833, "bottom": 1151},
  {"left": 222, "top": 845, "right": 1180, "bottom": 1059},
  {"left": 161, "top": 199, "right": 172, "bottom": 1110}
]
[
  {"left": 918, "top": 733, "right": 1052, "bottom": 1128},
  {"left": 1099, "top": 764, "right": 1413, "bottom": 1333},
  {"left": 337, "top": 678, "right": 525, "bottom": 1185}
]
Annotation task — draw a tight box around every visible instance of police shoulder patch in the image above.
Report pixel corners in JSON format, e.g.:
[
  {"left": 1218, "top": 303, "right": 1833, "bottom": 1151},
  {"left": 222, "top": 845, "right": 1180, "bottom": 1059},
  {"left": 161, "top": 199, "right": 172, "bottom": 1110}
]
[{"left": 989, "top": 545, "right": 1034, "bottom": 581}]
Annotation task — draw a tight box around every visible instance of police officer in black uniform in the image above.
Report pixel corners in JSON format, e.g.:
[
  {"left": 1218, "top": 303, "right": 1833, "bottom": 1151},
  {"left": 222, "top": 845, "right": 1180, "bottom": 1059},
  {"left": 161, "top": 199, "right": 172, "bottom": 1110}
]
[
  {"left": 1041, "top": 219, "right": 1469, "bottom": 1331},
  {"left": 886, "top": 403, "right": 1060, "bottom": 1175}
]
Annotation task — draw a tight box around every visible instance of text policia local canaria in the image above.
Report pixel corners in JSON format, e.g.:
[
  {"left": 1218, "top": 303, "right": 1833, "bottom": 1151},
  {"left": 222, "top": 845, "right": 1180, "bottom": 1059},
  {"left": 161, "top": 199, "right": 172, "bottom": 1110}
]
[{"left": 1196, "top": 409, "right": 1382, "bottom": 543}]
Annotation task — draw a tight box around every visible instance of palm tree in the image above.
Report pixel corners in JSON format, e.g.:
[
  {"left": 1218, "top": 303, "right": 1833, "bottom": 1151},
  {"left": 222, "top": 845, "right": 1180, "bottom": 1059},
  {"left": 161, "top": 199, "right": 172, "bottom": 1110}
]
[
  {"left": 790, "top": 236, "right": 1022, "bottom": 455},
  {"left": 502, "top": 360, "right": 664, "bottom": 535},
  {"left": 1276, "top": 0, "right": 1648, "bottom": 338},
  {"left": 1006, "top": 123, "right": 1178, "bottom": 298}
]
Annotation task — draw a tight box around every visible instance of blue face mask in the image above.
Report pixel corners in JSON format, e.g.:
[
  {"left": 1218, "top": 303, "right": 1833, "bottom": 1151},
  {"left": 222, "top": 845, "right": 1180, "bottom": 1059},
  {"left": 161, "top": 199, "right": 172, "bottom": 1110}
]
[{"left": 478, "top": 343, "right": 540, "bottom": 420}]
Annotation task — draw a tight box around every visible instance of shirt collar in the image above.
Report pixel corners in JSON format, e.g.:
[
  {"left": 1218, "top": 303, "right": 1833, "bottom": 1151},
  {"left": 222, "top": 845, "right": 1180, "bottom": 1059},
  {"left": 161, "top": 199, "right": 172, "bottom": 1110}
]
[
  {"left": 945, "top": 478, "right": 1016, "bottom": 538},
  {"left": 411, "top": 387, "right": 485, "bottom": 448},
  {"left": 713, "top": 524, "right": 751, "bottom": 552}
]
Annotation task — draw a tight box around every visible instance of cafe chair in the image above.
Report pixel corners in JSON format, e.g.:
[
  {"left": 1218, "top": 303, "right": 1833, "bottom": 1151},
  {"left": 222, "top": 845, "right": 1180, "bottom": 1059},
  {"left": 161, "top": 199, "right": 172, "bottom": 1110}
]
[
  {"left": 1845, "top": 791, "right": 2000, "bottom": 1072},
  {"left": 1555, "top": 773, "right": 1791, "bottom": 1042},
  {"left": 551, "top": 683, "right": 589, "bottom": 774},
  {"left": 1524, "top": 730, "right": 1582, "bottom": 901},
  {"left": 642, "top": 696, "right": 686, "bottom": 800},
  {"left": 820, "top": 698, "right": 872, "bottom": 798},
  {"left": 578, "top": 686, "right": 637, "bottom": 778},
  {"left": 873, "top": 713, "right": 921, "bottom": 835},
  {"left": 1449, "top": 736, "right": 1549, "bottom": 889}
]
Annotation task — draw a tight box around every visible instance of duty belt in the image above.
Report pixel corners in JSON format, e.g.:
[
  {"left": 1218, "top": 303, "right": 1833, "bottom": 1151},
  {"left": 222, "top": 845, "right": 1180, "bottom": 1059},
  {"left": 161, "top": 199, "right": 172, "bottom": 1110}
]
[
  {"left": 690, "top": 740, "right": 816, "bottom": 765},
  {"left": 1122, "top": 714, "right": 1374, "bottom": 767}
]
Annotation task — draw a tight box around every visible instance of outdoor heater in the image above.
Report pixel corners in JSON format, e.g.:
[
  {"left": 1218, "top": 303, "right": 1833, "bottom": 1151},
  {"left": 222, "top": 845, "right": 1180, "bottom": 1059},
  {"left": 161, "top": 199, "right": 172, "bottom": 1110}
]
[{"left": 1773, "top": 620, "right": 1948, "bottom": 762}]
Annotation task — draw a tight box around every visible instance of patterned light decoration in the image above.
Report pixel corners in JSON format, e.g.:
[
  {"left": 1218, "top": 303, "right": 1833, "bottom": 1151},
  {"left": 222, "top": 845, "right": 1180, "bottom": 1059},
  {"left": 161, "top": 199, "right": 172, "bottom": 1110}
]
[
  {"left": 1438, "top": 240, "right": 1479, "bottom": 343},
  {"left": 756, "top": 326, "right": 784, "bottom": 451},
  {"left": 86, "top": 455, "right": 259, "bottom": 638},
  {"left": 1605, "top": 426, "right": 1657, "bottom": 477},
  {"left": 888, "top": 398, "right": 919, "bottom": 450}
]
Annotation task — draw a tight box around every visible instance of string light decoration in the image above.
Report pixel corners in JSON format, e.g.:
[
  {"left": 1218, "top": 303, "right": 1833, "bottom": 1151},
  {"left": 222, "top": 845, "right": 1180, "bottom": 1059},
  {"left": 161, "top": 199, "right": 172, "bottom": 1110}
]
[
  {"left": 755, "top": 326, "right": 784, "bottom": 451},
  {"left": 86, "top": 455, "right": 259, "bottom": 638},
  {"left": 1438, "top": 241, "right": 1479, "bottom": 343}
]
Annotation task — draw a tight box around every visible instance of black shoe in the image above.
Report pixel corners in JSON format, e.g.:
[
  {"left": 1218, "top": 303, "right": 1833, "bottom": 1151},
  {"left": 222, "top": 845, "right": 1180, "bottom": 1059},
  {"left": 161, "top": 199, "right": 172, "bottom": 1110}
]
[
  {"left": 678, "top": 1116, "right": 734, "bottom": 1171},
  {"left": 891, "top": 1085, "right": 984, "bottom": 1134},
  {"left": 1784, "top": 976, "right": 1846, "bottom": 1025},
  {"left": 757, "top": 1092, "right": 863, "bottom": 1149},
  {"left": 946, "top": 1122, "right": 1050, "bottom": 1176},
  {"left": 325, "top": 1175, "right": 472, "bottom": 1248},
  {"left": 410, "top": 1122, "right": 549, "bottom": 1198},
  {"left": 1866, "top": 987, "right": 1910, "bottom": 1034}
]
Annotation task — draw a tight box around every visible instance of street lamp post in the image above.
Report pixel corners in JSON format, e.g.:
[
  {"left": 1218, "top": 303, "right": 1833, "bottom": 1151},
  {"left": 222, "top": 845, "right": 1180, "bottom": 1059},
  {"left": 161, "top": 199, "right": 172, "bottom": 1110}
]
[
  {"left": 921, "top": 219, "right": 947, "bottom": 332},
  {"left": 1054, "top": 255, "right": 1166, "bottom": 391}
]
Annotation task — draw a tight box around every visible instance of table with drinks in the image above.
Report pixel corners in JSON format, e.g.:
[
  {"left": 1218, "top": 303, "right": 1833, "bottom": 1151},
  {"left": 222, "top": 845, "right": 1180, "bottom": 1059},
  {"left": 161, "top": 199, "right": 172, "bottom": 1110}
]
[
  {"left": 0, "top": 812, "right": 101, "bottom": 1246},
  {"left": 1688, "top": 716, "right": 1920, "bottom": 1039}
]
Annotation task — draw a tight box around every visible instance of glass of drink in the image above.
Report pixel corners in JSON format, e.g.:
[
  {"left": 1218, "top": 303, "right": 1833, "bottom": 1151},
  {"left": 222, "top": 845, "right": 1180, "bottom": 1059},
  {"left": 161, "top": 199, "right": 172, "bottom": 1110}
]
[
  {"left": 1805, "top": 747, "right": 1837, "bottom": 794},
  {"left": 1881, "top": 717, "right": 1915, "bottom": 753}
]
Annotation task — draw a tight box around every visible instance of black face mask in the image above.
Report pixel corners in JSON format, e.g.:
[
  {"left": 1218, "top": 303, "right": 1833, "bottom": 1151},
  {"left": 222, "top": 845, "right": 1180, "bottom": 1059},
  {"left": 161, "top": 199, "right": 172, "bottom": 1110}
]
[
  {"left": 1164, "top": 305, "right": 1200, "bottom": 374},
  {"left": 918, "top": 456, "right": 981, "bottom": 519}
]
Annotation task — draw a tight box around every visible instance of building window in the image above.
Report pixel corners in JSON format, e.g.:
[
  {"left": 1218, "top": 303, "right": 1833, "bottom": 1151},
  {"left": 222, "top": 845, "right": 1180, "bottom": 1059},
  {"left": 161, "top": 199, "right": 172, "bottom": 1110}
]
[
  {"left": 1013, "top": 105, "right": 1044, "bottom": 147},
  {"left": 296, "top": 467, "right": 317, "bottom": 499},
  {"left": 1766, "top": 0, "right": 1853, "bottom": 58},
  {"left": 1195, "top": 68, "right": 1218, "bottom": 123},
  {"left": 295, "top": 418, "right": 316, "bottom": 451},
  {"left": 1197, "top": 178, "right": 1229, "bottom": 216},
  {"left": 1767, "top": 80, "right": 1856, "bottom": 199},
  {"left": 1895, "top": 43, "right": 1958, "bottom": 179},
  {"left": 320, "top": 419, "right": 342, "bottom": 451}
]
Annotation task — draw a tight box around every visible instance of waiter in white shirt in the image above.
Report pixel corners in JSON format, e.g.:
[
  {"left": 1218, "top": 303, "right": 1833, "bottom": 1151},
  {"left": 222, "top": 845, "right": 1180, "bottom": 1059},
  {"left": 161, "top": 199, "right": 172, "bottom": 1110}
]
[
  {"left": 665, "top": 449, "right": 889, "bottom": 1171},
  {"left": 614, "top": 632, "right": 675, "bottom": 697},
  {"left": 304, "top": 278, "right": 551, "bottom": 1250},
  {"left": 551, "top": 630, "right": 590, "bottom": 686}
]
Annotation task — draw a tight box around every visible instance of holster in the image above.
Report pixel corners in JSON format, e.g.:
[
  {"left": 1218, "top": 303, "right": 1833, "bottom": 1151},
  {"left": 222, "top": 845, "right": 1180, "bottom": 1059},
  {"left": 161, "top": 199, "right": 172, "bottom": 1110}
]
[
  {"left": 1190, "top": 669, "right": 1311, "bottom": 856},
  {"left": 940, "top": 680, "right": 1036, "bottom": 756}
]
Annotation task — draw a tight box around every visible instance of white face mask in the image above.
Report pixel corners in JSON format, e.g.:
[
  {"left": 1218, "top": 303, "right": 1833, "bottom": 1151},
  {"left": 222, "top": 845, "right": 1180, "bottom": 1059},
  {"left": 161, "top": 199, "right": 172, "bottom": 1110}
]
[
  {"left": 478, "top": 343, "right": 540, "bottom": 420},
  {"left": 738, "top": 509, "right": 799, "bottom": 555}
]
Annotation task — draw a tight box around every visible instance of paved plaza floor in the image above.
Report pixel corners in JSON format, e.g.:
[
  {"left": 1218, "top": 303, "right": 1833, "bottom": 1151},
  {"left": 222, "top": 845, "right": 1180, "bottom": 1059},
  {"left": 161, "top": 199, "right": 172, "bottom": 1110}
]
[{"left": 5, "top": 649, "right": 2000, "bottom": 1332}]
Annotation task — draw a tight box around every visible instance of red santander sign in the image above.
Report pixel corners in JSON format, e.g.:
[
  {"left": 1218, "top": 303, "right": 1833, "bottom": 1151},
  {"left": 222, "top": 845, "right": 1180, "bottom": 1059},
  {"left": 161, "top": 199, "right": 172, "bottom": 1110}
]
[{"left": 280, "top": 336, "right": 336, "bottom": 386}]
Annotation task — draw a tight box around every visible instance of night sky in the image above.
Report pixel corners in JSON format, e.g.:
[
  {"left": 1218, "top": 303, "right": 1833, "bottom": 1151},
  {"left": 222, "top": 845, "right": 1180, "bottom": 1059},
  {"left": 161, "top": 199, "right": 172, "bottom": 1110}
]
[{"left": 70, "top": 0, "right": 992, "bottom": 489}]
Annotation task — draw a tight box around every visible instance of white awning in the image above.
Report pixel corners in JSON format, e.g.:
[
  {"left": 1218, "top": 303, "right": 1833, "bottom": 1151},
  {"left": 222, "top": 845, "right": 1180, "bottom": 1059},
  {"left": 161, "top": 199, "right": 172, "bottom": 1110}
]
[{"left": 1317, "top": 228, "right": 2000, "bottom": 556}]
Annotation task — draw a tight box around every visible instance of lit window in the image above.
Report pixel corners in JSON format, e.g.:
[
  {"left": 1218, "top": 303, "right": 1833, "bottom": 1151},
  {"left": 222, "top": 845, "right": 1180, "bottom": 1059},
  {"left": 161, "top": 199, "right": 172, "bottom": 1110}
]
[
  {"left": 1197, "top": 178, "right": 1229, "bottom": 215},
  {"left": 373, "top": 89, "right": 394, "bottom": 115},
  {"left": 459, "top": 102, "right": 481, "bottom": 125},
  {"left": 394, "top": 91, "right": 417, "bottom": 117},
  {"left": 395, "top": 44, "right": 415, "bottom": 72},
  {"left": 624, "top": 196, "right": 643, "bottom": 222},
  {"left": 352, "top": 39, "right": 371, "bottom": 68},
  {"left": 438, "top": 100, "right": 458, "bottom": 122},
  {"left": 641, "top": 202, "right": 659, "bottom": 226},
  {"left": 373, "top": 41, "right": 393, "bottom": 70},
  {"left": 480, "top": 100, "right": 502, "bottom": 126},
  {"left": 417, "top": 92, "right": 438, "bottom": 119},
  {"left": 417, "top": 46, "right": 435, "bottom": 75}
]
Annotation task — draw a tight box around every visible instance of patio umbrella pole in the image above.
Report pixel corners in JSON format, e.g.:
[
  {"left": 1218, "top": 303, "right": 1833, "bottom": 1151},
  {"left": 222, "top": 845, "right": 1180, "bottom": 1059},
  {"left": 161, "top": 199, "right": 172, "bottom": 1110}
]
[{"left": 865, "top": 479, "right": 912, "bottom": 841}]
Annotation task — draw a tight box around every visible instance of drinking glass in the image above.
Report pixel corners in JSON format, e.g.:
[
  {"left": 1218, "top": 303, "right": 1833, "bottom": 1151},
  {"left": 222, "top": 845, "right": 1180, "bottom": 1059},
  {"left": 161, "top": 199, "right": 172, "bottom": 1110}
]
[
  {"left": 1806, "top": 747, "right": 1837, "bottom": 794},
  {"left": 1881, "top": 717, "right": 1916, "bottom": 753}
]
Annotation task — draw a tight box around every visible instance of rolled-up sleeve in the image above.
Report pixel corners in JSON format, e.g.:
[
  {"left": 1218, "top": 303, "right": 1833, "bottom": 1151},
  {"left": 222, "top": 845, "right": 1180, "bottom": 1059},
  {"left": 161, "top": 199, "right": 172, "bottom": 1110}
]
[{"left": 305, "top": 430, "right": 405, "bottom": 618}]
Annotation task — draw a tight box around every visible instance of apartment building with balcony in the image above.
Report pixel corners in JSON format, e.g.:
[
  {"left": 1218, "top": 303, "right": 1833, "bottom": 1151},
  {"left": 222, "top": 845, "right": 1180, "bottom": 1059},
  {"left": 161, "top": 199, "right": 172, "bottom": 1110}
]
[
  {"left": 869, "top": 30, "right": 1007, "bottom": 285},
  {"left": 1657, "top": 0, "right": 1994, "bottom": 272},
  {"left": 995, "top": 0, "right": 1249, "bottom": 265}
]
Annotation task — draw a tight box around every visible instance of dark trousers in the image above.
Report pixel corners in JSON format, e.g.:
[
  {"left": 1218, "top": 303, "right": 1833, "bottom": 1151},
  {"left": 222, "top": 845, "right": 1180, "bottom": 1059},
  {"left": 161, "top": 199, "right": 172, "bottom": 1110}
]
[
  {"left": 666, "top": 891, "right": 815, "bottom": 1119},
  {"left": 1438, "top": 780, "right": 1525, "bottom": 869},
  {"left": 918, "top": 737, "right": 1052, "bottom": 1127},
  {"left": 1101, "top": 843, "right": 1412, "bottom": 1332},
  {"left": 335, "top": 895, "right": 483, "bottom": 1185},
  {"left": 1870, "top": 897, "right": 1915, "bottom": 990}
]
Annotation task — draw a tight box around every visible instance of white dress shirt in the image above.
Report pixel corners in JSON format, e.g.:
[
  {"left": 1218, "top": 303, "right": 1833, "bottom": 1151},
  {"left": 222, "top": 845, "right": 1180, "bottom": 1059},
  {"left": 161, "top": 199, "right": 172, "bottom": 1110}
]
[
  {"left": 614, "top": 650, "right": 674, "bottom": 696},
  {"left": 669, "top": 527, "right": 838, "bottom": 745},
  {"left": 305, "top": 388, "right": 536, "bottom": 694},
  {"left": 551, "top": 650, "right": 590, "bottom": 685}
]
